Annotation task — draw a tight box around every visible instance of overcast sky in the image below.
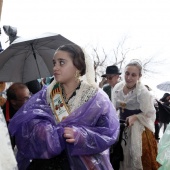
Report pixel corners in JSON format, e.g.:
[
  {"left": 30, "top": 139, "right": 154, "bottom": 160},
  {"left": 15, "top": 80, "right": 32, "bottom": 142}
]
[{"left": 1, "top": 0, "right": 170, "bottom": 98}]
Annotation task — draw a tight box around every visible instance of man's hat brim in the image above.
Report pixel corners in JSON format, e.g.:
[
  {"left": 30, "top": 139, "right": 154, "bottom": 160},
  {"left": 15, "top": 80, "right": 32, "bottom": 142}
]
[{"left": 101, "top": 73, "right": 121, "bottom": 77}]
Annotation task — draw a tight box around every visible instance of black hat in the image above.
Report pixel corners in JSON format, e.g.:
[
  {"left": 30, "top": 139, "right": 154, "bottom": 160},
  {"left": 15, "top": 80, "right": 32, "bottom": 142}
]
[{"left": 101, "top": 65, "right": 121, "bottom": 77}]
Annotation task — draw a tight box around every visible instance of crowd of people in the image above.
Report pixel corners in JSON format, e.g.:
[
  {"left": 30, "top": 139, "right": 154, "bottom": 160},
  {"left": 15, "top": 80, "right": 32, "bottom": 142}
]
[{"left": 0, "top": 43, "right": 169, "bottom": 170}]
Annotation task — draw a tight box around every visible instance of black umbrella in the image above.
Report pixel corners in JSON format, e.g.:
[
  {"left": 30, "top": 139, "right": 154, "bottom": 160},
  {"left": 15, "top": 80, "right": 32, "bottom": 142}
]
[{"left": 0, "top": 32, "right": 74, "bottom": 83}]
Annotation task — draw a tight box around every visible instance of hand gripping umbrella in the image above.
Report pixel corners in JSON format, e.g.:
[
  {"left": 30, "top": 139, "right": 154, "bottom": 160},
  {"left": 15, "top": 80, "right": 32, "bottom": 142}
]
[{"left": 0, "top": 32, "right": 74, "bottom": 83}]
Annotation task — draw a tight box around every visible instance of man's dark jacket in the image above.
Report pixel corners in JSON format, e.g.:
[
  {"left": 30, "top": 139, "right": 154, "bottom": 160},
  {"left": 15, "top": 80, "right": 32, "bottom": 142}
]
[{"left": 103, "top": 85, "right": 111, "bottom": 100}]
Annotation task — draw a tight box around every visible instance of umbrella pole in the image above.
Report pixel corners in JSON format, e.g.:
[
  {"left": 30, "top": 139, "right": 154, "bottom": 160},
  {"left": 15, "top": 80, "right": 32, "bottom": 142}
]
[{"left": 31, "top": 44, "right": 41, "bottom": 79}]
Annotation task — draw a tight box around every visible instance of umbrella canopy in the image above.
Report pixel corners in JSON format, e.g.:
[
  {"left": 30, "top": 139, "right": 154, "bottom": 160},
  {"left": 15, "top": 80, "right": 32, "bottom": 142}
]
[
  {"left": 157, "top": 81, "right": 170, "bottom": 92},
  {"left": 0, "top": 32, "right": 74, "bottom": 83}
]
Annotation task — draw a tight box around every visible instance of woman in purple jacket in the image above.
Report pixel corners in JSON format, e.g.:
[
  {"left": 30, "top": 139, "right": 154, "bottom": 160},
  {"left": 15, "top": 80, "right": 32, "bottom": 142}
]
[{"left": 9, "top": 44, "right": 119, "bottom": 170}]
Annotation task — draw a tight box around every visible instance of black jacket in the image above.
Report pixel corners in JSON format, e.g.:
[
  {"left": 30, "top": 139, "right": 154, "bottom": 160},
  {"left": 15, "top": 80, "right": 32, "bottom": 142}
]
[{"left": 103, "top": 85, "right": 111, "bottom": 100}]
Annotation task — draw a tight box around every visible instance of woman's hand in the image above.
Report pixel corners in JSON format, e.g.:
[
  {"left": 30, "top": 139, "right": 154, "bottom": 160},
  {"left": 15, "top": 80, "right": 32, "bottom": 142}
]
[
  {"left": 63, "top": 127, "right": 75, "bottom": 143},
  {"left": 126, "top": 115, "right": 137, "bottom": 127}
]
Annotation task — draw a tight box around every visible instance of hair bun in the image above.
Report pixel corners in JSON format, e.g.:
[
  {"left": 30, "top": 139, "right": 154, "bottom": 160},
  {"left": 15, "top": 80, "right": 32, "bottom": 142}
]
[{"left": 129, "top": 59, "right": 142, "bottom": 67}]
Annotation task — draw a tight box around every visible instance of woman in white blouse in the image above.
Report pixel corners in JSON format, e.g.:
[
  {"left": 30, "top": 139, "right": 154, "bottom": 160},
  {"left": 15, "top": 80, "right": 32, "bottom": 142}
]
[{"left": 112, "top": 61, "right": 159, "bottom": 170}]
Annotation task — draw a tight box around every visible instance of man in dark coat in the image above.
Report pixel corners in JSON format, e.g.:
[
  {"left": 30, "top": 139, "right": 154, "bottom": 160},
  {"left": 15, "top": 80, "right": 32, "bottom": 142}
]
[
  {"left": 99, "top": 65, "right": 121, "bottom": 101},
  {"left": 99, "top": 65, "right": 121, "bottom": 170}
]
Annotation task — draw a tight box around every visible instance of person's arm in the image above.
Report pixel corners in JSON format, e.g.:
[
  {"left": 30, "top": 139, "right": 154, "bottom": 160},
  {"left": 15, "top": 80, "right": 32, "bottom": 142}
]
[
  {"left": 14, "top": 119, "right": 65, "bottom": 159},
  {"left": 64, "top": 92, "right": 119, "bottom": 156},
  {"left": 135, "top": 86, "right": 156, "bottom": 131},
  {"left": 8, "top": 87, "right": 65, "bottom": 159}
]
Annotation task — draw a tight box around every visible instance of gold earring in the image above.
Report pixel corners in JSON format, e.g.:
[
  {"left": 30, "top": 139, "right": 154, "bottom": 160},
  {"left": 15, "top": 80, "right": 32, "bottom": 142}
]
[{"left": 75, "top": 70, "right": 80, "bottom": 82}]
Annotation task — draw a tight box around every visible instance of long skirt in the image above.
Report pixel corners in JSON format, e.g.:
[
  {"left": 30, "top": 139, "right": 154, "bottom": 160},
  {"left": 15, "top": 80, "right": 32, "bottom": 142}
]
[
  {"left": 142, "top": 127, "right": 160, "bottom": 170},
  {"left": 119, "top": 127, "right": 159, "bottom": 170}
]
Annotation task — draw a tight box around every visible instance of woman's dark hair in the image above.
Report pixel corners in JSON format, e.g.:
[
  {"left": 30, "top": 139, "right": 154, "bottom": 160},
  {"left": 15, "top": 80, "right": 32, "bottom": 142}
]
[
  {"left": 56, "top": 44, "right": 86, "bottom": 76},
  {"left": 25, "top": 79, "right": 41, "bottom": 94},
  {"left": 160, "top": 93, "right": 170, "bottom": 102}
]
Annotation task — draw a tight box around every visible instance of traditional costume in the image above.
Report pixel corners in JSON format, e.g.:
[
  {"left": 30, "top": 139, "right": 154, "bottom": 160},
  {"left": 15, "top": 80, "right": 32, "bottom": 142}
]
[
  {"left": 112, "top": 81, "right": 159, "bottom": 170},
  {"left": 9, "top": 80, "right": 119, "bottom": 170}
]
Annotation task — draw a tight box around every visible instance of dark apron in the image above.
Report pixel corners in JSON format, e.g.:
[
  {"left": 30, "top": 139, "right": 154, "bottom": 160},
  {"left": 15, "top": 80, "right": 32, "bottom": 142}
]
[{"left": 119, "top": 108, "right": 141, "bottom": 120}]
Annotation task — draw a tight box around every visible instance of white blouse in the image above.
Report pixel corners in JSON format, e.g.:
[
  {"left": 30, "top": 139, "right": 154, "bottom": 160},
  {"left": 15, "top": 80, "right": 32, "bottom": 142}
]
[{"left": 112, "top": 81, "right": 156, "bottom": 132}]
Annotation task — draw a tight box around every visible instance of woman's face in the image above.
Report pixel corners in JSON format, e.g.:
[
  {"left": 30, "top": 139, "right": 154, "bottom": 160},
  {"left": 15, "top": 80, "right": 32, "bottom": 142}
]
[
  {"left": 124, "top": 65, "right": 141, "bottom": 88},
  {"left": 53, "top": 50, "right": 77, "bottom": 84},
  {"left": 166, "top": 95, "right": 170, "bottom": 101}
]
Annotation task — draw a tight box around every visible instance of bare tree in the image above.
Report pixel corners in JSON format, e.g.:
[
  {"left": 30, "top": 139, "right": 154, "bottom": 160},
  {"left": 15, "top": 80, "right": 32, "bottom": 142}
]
[
  {"left": 93, "top": 47, "right": 108, "bottom": 82},
  {"left": 111, "top": 36, "right": 140, "bottom": 69},
  {"left": 85, "top": 36, "right": 166, "bottom": 83},
  {"left": 141, "top": 55, "right": 167, "bottom": 78},
  {"left": 110, "top": 36, "right": 166, "bottom": 79},
  {"left": 112, "top": 36, "right": 130, "bottom": 67},
  {"left": 87, "top": 36, "right": 138, "bottom": 82}
]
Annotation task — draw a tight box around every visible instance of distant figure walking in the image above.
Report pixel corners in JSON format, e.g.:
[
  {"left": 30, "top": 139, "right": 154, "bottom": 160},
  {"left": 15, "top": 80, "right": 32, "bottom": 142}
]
[{"left": 157, "top": 93, "right": 170, "bottom": 133}]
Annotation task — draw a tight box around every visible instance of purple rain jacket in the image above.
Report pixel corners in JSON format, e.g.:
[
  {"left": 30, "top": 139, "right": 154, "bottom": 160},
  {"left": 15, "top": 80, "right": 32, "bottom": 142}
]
[{"left": 9, "top": 86, "right": 119, "bottom": 170}]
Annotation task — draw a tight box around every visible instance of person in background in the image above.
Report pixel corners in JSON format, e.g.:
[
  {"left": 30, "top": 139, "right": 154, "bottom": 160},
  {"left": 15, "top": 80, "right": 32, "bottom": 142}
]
[
  {"left": 112, "top": 60, "right": 159, "bottom": 170},
  {"left": 2, "top": 83, "right": 30, "bottom": 125},
  {"left": 99, "top": 66, "right": 121, "bottom": 169},
  {"left": 99, "top": 65, "right": 121, "bottom": 101},
  {"left": 154, "top": 100, "right": 160, "bottom": 142},
  {"left": 158, "top": 92, "right": 170, "bottom": 133},
  {"left": 8, "top": 44, "right": 119, "bottom": 170},
  {"left": 25, "top": 79, "right": 42, "bottom": 95},
  {"left": 2, "top": 83, "right": 30, "bottom": 149}
]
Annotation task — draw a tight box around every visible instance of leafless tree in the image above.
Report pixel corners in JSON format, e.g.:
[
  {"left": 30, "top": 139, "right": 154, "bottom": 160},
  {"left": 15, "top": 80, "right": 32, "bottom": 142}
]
[
  {"left": 93, "top": 47, "right": 108, "bottom": 82},
  {"left": 86, "top": 36, "right": 166, "bottom": 83},
  {"left": 141, "top": 55, "right": 166, "bottom": 78},
  {"left": 87, "top": 36, "right": 138, "bottom": 82}
]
